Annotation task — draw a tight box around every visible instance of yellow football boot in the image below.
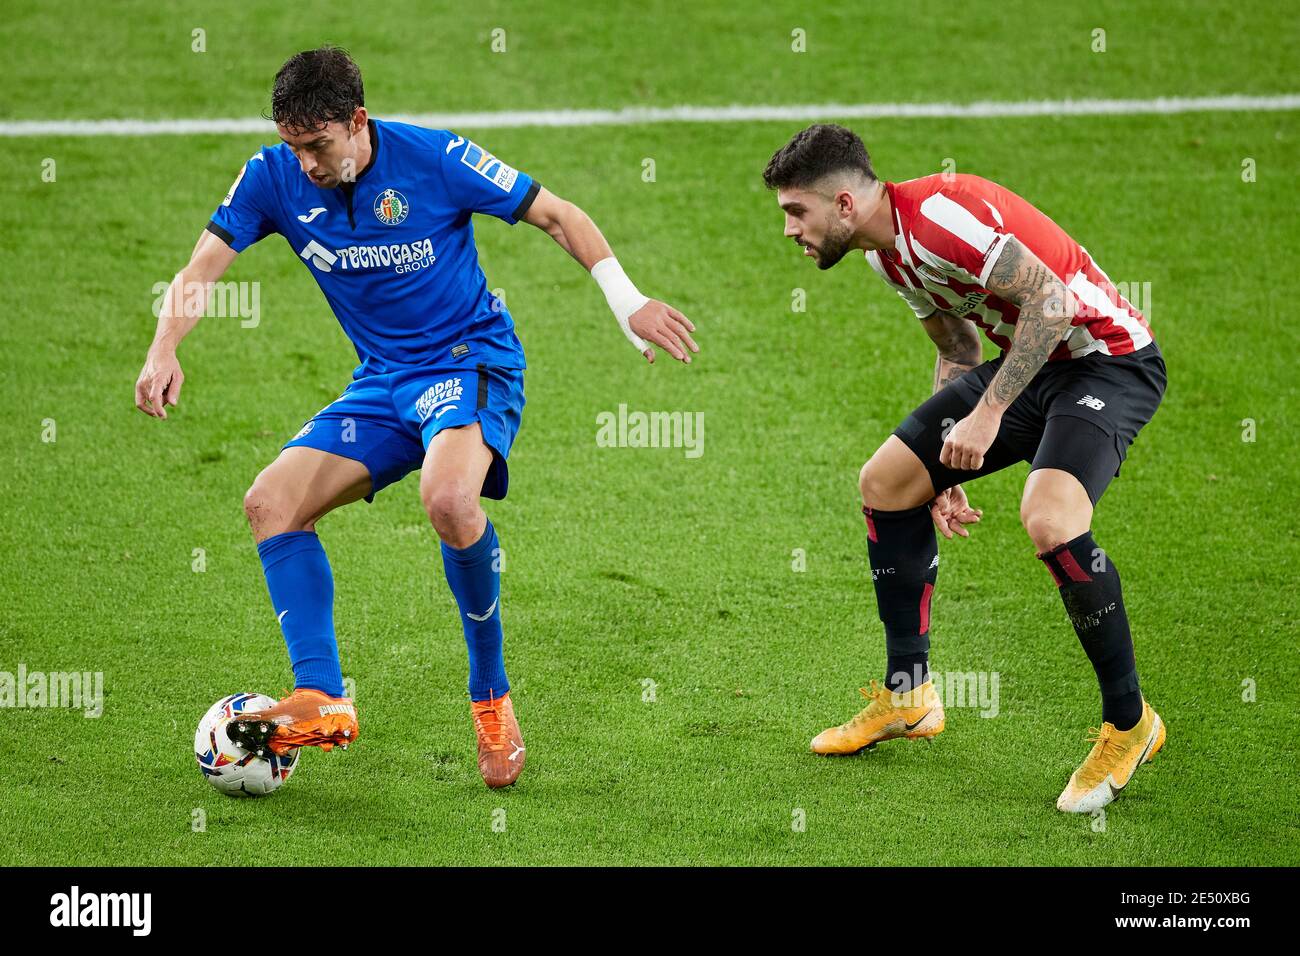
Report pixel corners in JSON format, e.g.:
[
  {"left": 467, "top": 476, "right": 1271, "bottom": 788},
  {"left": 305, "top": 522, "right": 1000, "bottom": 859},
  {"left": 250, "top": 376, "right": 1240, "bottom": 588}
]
[
  {"left": 810, "top": 679, "right": 945, "bottom": 755},
  {"left": 1056, "top": 698, "right": 1166, "bottom": 813}
]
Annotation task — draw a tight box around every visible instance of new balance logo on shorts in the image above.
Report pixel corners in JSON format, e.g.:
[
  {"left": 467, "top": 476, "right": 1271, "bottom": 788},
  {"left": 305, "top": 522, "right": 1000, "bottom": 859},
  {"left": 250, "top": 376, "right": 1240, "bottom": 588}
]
[
  {"left": 1077, "top": 395, "right": 1106, "bottom": 410},
  {"left": 415, "top": 377, "right": 464, "bottom": 423}
]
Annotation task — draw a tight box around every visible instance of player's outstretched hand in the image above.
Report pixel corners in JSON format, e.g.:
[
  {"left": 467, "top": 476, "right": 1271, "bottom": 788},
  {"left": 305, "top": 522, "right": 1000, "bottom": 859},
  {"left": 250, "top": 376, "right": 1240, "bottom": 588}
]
[
  {"left": 628, "top": 300, "right": 699, "bottom": 365},
  {"left": 930, "top": 484, "right": 982, "bottom": 539},
  {"left": 134, "top": 348, "right": 184, "bottom": 419}
]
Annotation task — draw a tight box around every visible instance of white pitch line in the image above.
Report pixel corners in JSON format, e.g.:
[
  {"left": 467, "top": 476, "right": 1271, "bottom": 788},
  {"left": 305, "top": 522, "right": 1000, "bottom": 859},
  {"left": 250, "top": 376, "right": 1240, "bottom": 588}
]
[{"left": 5, "top": 93, "right": 1299, "bottom": 137}]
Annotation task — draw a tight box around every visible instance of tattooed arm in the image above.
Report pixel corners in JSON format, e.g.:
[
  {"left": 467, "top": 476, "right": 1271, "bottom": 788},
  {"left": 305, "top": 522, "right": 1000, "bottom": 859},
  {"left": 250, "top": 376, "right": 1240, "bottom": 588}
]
[
  {"left": 938, "top": 237, "right": 1075, "bottom": 471},
  {"left": 919, "top": 309, "right": 986, "bottom": 538},
  {"left": 921, "top": 309, "right": 984, "bottom": 394},
  {"left": 979, "top": 237, "right": 1076, "bottom": 412}
]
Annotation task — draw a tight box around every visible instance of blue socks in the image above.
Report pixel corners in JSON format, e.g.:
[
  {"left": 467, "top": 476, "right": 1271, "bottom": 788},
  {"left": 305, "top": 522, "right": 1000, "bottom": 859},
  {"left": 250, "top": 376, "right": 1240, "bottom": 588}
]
[
  {"left": 257, "top": 524, "right": 507, "bottom": 704},
  {"left": 441, "top": 519, "right": 509, "bottom": 702},
  {"left": 256, "top": 531, "right": 346, "bottom": 697}
]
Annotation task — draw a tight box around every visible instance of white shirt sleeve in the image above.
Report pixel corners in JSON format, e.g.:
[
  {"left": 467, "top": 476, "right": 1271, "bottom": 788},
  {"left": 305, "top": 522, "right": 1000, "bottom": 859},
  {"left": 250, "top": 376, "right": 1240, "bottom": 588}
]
[{"left": 866, "top": 250, "right": 937, "bottom": 319}]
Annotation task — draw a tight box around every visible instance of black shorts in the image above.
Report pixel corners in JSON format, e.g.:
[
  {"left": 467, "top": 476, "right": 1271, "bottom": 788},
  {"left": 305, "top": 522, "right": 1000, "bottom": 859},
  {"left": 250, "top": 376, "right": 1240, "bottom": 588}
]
[{"left": 892, "top": 342, "right": 1167, "bottom": 505}]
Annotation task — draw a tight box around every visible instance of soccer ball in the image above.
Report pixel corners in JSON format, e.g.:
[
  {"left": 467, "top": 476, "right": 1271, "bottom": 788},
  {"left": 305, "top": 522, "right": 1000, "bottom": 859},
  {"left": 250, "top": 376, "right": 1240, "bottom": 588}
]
[{"left": 194, "top": 693, "right": 300, "bottom": 797}]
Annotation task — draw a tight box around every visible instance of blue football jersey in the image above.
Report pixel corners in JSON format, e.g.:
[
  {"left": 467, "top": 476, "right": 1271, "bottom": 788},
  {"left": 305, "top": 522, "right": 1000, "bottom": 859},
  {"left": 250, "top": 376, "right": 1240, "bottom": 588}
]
[{"left": 207, "top": 119, "right": 538, "bottom": 377}]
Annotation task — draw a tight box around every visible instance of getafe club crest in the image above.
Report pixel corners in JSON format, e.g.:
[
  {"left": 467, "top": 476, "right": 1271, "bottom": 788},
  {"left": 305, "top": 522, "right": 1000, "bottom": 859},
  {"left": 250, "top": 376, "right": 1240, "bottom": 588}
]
[{"left": 374, "top": 188, "right": 409, "bottom": 225}]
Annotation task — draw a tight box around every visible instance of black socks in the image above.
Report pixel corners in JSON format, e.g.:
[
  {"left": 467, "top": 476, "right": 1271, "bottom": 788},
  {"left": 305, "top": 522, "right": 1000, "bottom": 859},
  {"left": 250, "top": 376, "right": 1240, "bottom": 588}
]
[
  {"left": 1039, "top": 531, "right": 1143, "bottom": 731},
  {"left": 863, "top": 508, "right": 1142, "bottom": 728},
  {"left": 864, "top": 505, "right": 937, "bottom": 693}
]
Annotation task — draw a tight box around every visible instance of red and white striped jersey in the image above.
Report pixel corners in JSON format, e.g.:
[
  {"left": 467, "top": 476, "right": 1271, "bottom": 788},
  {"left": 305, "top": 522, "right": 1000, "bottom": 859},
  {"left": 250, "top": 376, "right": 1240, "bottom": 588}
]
[{"left": 865, "top": 174, "right": 1152, "bottom": 359}]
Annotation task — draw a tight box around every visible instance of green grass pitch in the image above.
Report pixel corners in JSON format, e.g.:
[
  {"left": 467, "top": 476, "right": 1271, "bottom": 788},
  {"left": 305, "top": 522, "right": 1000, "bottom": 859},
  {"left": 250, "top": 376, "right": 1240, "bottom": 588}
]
[{"left": 1, "top": 0, "right": 1297, "bottom": 865}]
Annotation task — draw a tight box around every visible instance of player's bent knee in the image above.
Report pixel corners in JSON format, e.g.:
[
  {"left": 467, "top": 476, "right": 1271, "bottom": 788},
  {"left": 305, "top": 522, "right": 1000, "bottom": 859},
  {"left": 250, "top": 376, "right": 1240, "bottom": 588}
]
[
  {"left": 1021, "top": 507, "right": 1072, "bottom": 552},
  {"left": 421, "top": 482, "right": 481, "bottom": 537},
  {"left": 242, "top": 481, "right": 272, "bottom": 528},
  {"left": 859, "top": 458, "right": 896, "bottom": 508},
  {"left": 857, "top": 460, "right": 874, "bottom": 500},
  {"left": 243, "top": 477, "right": 307, "bottom": 538},
  {"left": 859, "top": 446, "right": 931, "bottom": 511}
]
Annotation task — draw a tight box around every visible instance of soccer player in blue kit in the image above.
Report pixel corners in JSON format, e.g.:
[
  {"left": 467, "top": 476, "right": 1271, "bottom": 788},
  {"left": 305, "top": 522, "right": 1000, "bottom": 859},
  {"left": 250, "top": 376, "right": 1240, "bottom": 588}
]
[{"left": 133, "top": 48, "right": 698, "bottom": 788}]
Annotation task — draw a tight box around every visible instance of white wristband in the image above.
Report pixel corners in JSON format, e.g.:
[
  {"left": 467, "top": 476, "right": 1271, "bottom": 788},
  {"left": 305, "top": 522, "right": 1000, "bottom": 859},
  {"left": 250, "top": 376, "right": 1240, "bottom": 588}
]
[{"left": 592, "top": 256, "right": 650, "bottom": 352}]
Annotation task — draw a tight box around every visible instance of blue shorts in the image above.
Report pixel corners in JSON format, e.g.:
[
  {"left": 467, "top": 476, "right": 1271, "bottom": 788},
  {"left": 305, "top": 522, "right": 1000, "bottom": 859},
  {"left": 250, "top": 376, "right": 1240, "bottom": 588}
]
[{"left": 284, "top": 364, "right": 525, "bottom": 501}]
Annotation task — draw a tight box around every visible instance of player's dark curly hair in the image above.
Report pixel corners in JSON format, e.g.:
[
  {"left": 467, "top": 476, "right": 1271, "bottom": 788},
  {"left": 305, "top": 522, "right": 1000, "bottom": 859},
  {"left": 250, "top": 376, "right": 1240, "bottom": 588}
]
[
  {"left": 269, "top": 46, "right": 364, "bottom": 132},
  {"left": 762, "top": 124, "right": 876, "bottom": 190}
]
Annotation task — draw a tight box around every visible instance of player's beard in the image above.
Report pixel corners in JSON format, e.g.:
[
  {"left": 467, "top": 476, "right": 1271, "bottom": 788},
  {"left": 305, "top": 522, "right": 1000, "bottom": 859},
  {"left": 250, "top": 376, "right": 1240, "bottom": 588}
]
[{"left": 814, "top": 217, "right": 854, "bottom": 270}]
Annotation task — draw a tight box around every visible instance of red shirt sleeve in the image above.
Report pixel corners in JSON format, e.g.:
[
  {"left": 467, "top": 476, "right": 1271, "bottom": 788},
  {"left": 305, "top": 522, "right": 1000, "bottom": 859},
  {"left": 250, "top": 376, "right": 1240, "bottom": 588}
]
[{"left": 907, "top": 184, "right": 1013, "bottom": 287}]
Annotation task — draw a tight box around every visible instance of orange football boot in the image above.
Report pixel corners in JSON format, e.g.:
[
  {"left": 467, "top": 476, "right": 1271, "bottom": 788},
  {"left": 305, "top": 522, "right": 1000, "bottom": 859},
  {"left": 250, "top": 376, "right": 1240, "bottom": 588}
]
[
  {"left": 811, "top": 679, "right": 945, "bottom": 754},
  {"left": 471, "top": 691, "right": 525, "bottom": 788},
  {"left": 227, "top": 688, "right": 358, "bottom": 757},
  {"left": 1056, "top": 697, "right": 1166, "bottom": 813}
]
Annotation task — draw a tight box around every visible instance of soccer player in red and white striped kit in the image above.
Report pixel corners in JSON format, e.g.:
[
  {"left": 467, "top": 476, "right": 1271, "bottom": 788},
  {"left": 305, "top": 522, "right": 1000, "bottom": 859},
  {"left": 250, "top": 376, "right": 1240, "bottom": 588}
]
[{"left": 764, "top": 124, "right": 1167, "bottom": 813}]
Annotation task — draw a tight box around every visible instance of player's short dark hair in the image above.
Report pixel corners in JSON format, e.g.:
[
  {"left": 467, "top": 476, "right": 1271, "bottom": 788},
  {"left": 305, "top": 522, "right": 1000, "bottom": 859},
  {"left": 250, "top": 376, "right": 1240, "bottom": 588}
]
[
  {"left": 762, "top": 124, "right": 876, "bottom": 190},
  {"left": 269, "top": 46, "right": 364, "bottom": 132}
]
